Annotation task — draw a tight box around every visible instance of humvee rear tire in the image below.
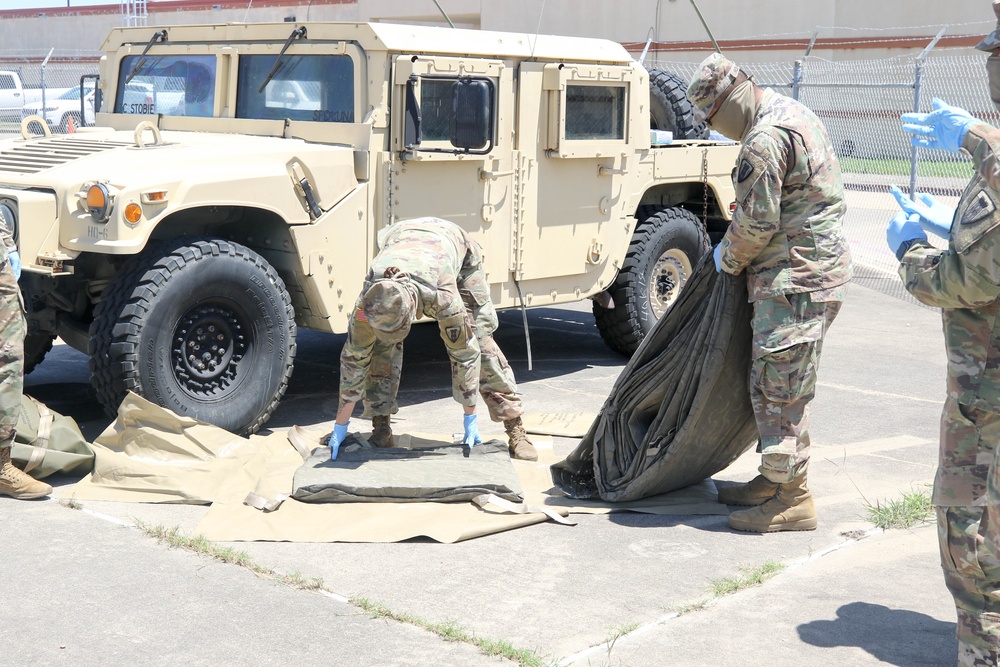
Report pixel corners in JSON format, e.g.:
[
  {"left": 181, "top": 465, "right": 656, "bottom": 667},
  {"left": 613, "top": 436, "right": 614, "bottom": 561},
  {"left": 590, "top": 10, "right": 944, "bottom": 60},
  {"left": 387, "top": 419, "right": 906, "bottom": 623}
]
[
  {"left": 23, "top": 332, "right": 56, "bottom": 374},
  {"left": 648, "top": 69, "right": 710, "bottom": 140},
  {"left": 88, "top": 238, "right": 296, "bottom": 436},
  {"left": 594, "top": 207, "right": 709, "bottom": 356}
]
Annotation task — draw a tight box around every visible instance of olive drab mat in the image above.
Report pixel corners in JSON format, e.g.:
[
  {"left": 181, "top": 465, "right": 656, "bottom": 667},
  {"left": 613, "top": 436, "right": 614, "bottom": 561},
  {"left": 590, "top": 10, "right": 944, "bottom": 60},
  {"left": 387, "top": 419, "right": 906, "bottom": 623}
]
[
  {"left": 11, "top": 394, "right": 94, "bottom": 479},
  {"left": 551, "top": 254, "right": 760, "bottom": 502}
]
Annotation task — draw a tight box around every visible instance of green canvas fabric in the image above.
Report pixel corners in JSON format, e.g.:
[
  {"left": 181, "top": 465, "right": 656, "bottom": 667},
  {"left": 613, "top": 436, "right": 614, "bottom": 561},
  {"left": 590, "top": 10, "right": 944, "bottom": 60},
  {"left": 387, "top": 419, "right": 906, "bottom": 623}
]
[
  {"left": 11, "top": 395, "right": 94, "bottom": 479},
  {"left": 292, "top": 438, "right": 523, "bottom": 503},
  {"left": 551, "top": 255, "right": 758, "bottom": 502}
]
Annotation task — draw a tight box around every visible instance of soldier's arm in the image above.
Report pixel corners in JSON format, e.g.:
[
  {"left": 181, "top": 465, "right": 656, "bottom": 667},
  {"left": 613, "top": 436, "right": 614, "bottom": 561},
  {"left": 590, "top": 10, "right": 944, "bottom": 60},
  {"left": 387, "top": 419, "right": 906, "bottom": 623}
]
[
  {"left": 899, "top": 240, "right": 1000, "bottom": 309},
  {"left": 964, "top": 123, "right": 1000, "bottom": 191},
  {"left": 718, "top": 131, "right": 785, "bottom": 274}
]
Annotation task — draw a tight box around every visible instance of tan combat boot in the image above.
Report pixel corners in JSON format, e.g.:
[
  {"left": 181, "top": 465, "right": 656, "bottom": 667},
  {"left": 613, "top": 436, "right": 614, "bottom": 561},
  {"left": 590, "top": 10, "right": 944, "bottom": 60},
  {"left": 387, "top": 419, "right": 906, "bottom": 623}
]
[
  {"left": 504, "top": 417, "right": 538, "bottom": 461},
  {"left": 717, "top": 474, "right": 780, "bottom": 507},
  {"left": 728, "top": 473, "right": 816, "bottom": 533},
  {"left": 369, "top": 415, "right": 395, "bottom": 448},
  {"left": 0, "top": 445, "right": 52, "bottom": 500}
]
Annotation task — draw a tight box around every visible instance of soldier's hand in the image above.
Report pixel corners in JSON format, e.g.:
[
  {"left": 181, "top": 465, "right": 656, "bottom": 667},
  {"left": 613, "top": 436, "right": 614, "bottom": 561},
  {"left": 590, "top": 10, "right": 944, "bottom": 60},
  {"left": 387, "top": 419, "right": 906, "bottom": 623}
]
[
  {"left": 886, "top": 211, "right": 927, "bottom": 261},
  {"left": 901, "top": 98, "right": 977, "bottom": 154},
  {"left": 890, "top": 186, "right": 954, "bottom": 239},
  {"left": 328, "top": 421, "right": 349, "bottom": 461},
  {"left": 462, "top": 413, "right": 483, "bottom": 447},
  {"left": 7, "top": 250, "right": 19, "bottom": 281}
]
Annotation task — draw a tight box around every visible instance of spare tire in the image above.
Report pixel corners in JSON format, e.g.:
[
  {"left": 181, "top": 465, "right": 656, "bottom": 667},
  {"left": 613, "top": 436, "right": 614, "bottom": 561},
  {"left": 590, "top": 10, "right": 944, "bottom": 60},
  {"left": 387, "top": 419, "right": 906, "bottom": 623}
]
[{"left": 648, "top": 68, "right": 710, "bottom": 140}]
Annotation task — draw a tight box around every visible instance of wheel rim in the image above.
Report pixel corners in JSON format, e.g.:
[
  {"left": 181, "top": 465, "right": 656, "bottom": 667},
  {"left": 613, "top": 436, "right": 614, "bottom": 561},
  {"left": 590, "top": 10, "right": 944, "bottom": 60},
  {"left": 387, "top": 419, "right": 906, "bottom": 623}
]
[
  {"left": 171, "top": 302, "right": 249, "bottom": 396},
  {"left": 648, "top": 248, "right": 692, "bottom": 319}
]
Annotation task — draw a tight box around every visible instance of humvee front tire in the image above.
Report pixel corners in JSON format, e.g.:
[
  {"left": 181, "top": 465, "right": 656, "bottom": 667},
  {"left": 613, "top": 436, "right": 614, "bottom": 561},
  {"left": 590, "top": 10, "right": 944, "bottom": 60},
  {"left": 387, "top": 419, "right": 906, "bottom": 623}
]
[
  {"left": 594, "top": 207, "right": 709, "bottom": 356},
  {"left": 88, "top": 239, "right": 296, "bottom": 436},
  {"left": 648, "top": 69, "right": 710, "bottom": 140}
]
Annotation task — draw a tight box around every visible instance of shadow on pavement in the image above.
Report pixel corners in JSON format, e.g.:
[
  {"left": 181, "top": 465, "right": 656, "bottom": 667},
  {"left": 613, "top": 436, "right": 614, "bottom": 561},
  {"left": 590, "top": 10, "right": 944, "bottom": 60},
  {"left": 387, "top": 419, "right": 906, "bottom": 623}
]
[{"left": 797, "top": 601, "right": 956, "bottom": 667}]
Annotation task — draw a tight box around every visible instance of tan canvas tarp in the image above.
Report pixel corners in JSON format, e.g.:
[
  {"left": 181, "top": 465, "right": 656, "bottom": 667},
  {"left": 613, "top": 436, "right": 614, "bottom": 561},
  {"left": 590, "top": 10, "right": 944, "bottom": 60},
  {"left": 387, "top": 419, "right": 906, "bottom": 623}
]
[{"left": 62, "top": 396, "right": 727, "bottom": 543}]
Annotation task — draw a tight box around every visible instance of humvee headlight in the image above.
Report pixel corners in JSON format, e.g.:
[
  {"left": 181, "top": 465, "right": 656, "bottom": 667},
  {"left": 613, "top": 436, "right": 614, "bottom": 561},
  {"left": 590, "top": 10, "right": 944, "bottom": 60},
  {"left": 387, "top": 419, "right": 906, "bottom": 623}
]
[
  {"left": 87, "top": 183, "right": 112, "bottom": 222},
  {"left": 123, "top": 202, "right": 143, "bottom": 224}
]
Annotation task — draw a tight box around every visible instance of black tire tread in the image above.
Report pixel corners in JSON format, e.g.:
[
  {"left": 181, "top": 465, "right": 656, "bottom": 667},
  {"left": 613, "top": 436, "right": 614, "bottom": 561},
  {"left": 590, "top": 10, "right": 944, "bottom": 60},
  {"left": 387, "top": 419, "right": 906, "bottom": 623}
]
[
  {"left": 88, "top": 238, "right": 296, "bottom": 435},
  {"left": 594, "top": 208, "right": 709, "bottom": 356},
  {"left": 648, "top": 68, "right": 710, "bottom": 140}
]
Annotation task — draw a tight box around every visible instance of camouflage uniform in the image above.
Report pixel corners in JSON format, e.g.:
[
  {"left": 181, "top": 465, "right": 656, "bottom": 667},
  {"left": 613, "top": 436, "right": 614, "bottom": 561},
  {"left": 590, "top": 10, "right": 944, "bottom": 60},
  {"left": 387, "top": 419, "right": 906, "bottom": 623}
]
[
  {"left": 0, "top": 228, "right": 23, "bottom": 449},
  {"left": 339, "top": 217, "right": 523, "bottom": 422},
  {"left": 899, "top": 122, "right": 1000, "bottom": 663},
  {"left": 715, "top": 88, "right": 852, "bottom": 484}
]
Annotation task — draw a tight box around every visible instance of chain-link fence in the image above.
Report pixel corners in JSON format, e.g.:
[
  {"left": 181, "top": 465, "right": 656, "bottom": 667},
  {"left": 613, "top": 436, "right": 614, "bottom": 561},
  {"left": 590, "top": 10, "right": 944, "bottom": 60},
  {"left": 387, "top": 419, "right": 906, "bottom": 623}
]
[{"left": 651, "top": 48, "right": 989, "bottom": 305}]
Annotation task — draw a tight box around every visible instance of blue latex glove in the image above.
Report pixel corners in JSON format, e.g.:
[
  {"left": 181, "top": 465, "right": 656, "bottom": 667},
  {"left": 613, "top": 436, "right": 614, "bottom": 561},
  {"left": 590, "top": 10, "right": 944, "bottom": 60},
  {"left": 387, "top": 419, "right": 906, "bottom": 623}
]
[
  {"left": 7, "top": 250, "right": 19, "bottom": 281},
  {"left": 886, "top": 212, "right": 927, "bottom": 261},
  {"left": 890, "top": 186, "right": 954, "bottom": 239},
  {"left": 329, "top": 421, "right": 348, "bottom": 461},
  {"left": 462, "top": 413, "right": 483, "bottom": 447},
  {"left": 901, "top": 98, "right": 977, "bottom": 153},
  {"left": 712, "top": 244, "right": 723, "bottom": 273}
]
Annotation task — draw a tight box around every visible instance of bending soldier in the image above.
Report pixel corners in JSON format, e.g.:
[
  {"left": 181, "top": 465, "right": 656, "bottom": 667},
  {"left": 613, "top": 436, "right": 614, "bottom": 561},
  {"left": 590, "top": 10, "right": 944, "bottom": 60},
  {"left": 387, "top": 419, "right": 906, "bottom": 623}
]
[{"left": 329, "top": 217, "right": 537, "bottom": 462}]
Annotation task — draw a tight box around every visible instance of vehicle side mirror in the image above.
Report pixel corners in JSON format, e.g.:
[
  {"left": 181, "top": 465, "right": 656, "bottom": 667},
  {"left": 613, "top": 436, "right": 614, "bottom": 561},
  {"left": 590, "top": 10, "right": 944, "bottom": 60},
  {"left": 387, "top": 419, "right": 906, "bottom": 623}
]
[{"left": 450, "top": 79, "right": 493, "bottom": 151}]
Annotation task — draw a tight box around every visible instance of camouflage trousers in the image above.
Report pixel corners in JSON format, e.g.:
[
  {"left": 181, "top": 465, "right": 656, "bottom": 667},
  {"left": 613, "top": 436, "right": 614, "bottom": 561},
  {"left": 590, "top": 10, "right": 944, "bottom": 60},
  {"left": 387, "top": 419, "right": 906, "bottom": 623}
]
[
  {"left": 360, "top": 301, "right": 522, "bottom": 423},
  {"left": 750, "top": 293, "right": 841, "bottom": 484},
  {"left": 938, "top": 505, "right": 1000, "bottom": 665},
  {"left": 0, "top": 250, "right": 23, "bottom": 446}
]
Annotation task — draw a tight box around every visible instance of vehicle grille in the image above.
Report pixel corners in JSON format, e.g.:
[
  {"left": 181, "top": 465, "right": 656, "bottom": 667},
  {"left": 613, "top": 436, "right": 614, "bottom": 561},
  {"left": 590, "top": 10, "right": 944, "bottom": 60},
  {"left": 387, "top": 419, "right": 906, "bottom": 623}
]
[{"left": 0, "top": 137, "right": 131, "bottom": 174}]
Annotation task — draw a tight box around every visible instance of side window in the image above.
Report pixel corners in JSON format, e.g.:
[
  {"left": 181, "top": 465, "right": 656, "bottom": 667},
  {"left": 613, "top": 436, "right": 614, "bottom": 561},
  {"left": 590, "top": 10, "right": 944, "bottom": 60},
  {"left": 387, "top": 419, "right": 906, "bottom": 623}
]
[
  {"left": 115, "top": 54, "right": 216, "bottom": 117},
  {"left": 565, "top": 85, "right": 625, "bottom": 140},
  {"left": 404, "top": 76, "right": 495, "bottom": 154},
  {"left": 0, "top": 75, "right": 15, "bottom": 91},
  {"left": 236, "top": 54, "right": 354, "bottom": 123}
]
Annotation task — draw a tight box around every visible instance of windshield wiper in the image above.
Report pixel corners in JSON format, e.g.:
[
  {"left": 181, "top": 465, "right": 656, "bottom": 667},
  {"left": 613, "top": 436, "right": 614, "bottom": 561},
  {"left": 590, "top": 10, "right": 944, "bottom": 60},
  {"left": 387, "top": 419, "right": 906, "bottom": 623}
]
[
  {"left": 257, "top": 26, "right": 307, "bottom": 94},
  {"left": 124, "top": 29, "right": 168, "bottom": 85}
]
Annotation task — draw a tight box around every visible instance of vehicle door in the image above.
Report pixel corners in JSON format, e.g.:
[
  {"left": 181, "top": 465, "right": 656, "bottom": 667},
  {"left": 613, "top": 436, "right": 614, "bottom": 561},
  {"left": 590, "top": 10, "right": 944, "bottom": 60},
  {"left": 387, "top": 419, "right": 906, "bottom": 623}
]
[
  {"left": 0, "top": 73, "right": 23, "bottom": 120},
  {"left": 388, "top": 55, "right": 516, "bottom": 289}
]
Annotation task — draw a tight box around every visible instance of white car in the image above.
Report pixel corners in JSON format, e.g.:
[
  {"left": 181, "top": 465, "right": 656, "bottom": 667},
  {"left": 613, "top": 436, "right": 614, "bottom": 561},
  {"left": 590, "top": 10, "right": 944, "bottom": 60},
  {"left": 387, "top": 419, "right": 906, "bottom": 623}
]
[{"left": 22, "top": 86, "right": 95, "bottom": 133}]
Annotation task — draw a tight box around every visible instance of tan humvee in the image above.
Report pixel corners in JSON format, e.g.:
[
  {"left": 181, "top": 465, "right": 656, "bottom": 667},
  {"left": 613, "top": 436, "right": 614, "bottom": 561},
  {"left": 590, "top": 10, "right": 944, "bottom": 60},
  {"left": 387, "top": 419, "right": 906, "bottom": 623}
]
[{"left": 0, "top": 22, "right": 739, "bottom": 434}]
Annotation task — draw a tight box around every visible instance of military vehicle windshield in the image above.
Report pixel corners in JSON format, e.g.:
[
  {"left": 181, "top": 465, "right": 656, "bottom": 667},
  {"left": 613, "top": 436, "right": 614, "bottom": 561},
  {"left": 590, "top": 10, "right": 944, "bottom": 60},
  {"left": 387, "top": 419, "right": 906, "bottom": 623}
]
[
  {"left": 115, "top": 54, "right": 216, "bottom": 117},
  {"left": 236, "top": 54, "right": 354, "bottom": 123}
]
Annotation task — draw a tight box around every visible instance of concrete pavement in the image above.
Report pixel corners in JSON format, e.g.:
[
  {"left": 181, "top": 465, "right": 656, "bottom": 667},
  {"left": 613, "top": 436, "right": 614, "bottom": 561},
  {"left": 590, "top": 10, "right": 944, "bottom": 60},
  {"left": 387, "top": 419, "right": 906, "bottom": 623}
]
[{"left": 2, "top": 276, "right": 957, "bottom": 666}]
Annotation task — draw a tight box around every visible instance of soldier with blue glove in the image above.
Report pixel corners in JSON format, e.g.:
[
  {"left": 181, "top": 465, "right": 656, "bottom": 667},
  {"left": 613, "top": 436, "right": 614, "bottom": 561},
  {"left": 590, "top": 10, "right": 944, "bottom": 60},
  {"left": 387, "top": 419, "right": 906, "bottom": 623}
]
[
  {"left": 886, "top": 3, "right": 1000, "bottom": 663},
  {"left": 327, "top": 217, "right": 536, "bottom": 463},
  {"left": 689, "top": 53, "right": 852, "bottom": 533}
]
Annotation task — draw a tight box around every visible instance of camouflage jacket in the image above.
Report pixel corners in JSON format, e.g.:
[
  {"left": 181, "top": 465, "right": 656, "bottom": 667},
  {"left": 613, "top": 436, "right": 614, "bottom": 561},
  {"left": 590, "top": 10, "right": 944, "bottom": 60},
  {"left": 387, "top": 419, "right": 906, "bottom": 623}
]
[
  {"left": 718, "top": 89, "right": 852, "bottom": 301},
  {"left": 899, "top": 122, "right": 1000, "bottom": 505},
  {"left": 339, "top": 218, "right": 493, "bottom": 405}
]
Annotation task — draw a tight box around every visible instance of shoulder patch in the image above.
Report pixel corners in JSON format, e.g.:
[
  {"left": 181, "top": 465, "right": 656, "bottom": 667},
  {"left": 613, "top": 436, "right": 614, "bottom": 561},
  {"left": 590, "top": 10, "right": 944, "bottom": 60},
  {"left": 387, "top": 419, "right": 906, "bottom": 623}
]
[
  {"left": 355, "top": 307, "right": 368, "bottom": 322},
  {"left": 960, "top": 190, "right": 996, "bottom": 226},
  {"left": 444, "top": 324, "right": 462, "bottom": 343},
  {"left": 737, "top": 158, "right": 755, "bottom": 183}
]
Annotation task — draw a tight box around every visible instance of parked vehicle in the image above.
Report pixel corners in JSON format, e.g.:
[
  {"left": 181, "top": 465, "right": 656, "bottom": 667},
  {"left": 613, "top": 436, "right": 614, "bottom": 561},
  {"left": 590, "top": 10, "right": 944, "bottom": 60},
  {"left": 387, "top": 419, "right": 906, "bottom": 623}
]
[
  {"left": 21, "top": 85, "right": 97, "bottom": 132},
  {"left": 0, "top": 22, "right": 740, "bottom": 435},
  {"left": 0, "top": 70, "right": 69, "bottom": 123}
]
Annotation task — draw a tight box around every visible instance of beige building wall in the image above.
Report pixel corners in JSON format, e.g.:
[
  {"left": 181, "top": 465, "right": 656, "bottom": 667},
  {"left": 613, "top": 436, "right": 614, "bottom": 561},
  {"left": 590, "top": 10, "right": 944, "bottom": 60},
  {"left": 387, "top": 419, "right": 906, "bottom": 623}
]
[{"left": 0, "top": 0, "right": 994, "bottom": 62}]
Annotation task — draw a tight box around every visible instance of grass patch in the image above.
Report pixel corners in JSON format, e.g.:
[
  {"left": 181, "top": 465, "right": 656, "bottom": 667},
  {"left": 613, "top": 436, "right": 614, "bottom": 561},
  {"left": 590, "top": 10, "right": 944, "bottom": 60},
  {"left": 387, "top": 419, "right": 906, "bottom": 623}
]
[
  {"left": 864, "top": 488, "right": 934, "bottom": 530},
  {"left": 672, "top": 599, "right": 710, "bottom": 615},
  {"left": 840, "top": 156, "right": 974, "bottom": 179},
  {"left": 60, "top": 498, "right": 82, "bottom": 510},
  {"left": 707, "top": 560, "right": 785, "bottom": 597},
  {"left": 351, "top": 596, "right": 547, "bottom": 667},
  {"left": 134, "top": 521, "right": 323, "bottom": 589}
]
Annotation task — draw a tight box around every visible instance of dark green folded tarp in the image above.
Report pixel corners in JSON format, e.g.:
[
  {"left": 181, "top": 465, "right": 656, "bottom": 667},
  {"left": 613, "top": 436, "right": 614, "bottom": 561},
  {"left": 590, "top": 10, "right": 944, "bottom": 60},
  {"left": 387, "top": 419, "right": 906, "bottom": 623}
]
[
  {"left": 551, "top": 255, "right": 758, "bottom": 502},
  {"left": 292, "top": 438, "right": 523, "bottom": 503}
]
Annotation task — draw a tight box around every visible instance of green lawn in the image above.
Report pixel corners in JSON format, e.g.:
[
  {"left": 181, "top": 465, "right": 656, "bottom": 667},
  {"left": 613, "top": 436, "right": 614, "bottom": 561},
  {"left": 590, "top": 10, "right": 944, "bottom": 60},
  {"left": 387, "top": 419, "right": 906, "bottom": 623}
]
[{"left": 840, "top": 156, "right": 974, "bottom": 179}]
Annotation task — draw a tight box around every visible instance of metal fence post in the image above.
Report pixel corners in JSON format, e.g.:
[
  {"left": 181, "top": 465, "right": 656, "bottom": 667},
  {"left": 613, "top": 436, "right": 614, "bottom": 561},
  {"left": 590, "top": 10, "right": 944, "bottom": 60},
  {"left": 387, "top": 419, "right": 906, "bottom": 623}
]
[
  {"left": 40, "top": 47, "right": 54, "bottom": 129},
  {"left": 792, "top": 60, "right": 802, "bottom": 101},
  {"left": 909, "top": 27, "right": 947, "bottom": 197}
]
